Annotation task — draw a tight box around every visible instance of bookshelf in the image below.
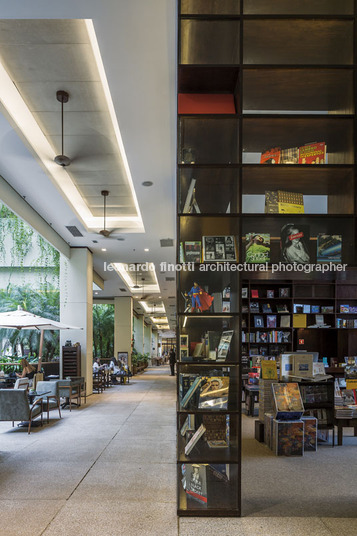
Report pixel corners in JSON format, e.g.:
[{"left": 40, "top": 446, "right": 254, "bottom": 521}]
[{"left": 177, "top": 0, "right": 357, "bottom": 517}]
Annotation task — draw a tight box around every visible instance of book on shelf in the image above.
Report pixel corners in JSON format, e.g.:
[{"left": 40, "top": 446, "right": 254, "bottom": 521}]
[
  {"left": 280, "top": 315, "right": 291, "bottom": 328},
  {"left": 251, "top": 289, "right": 259, "bottom": 298},
  {"left": 245, "top": 233, "right": 270, "bottom": 263},
  {"left": 183, "top": 464, "right": 207, "bottom": 505},
  {"left": 242, "top": 287, "right": 248, "bottom": 299},
  {"left": 193, "top": 342, "right": 204, "bottom": 358},
  {"left": 321, "top": 306, "right": 333, "bottom": 314},
  {"left": 280, "top": 354, "right": 294, "bottom": 381},
  {"left": 212, "top": 292, "right": 223, "bottom": 313},
  {"left": 261, "top": 360, "right": 278, "bottom": 380},
  {"left": 298, "top": 141, "right": 327, "bottom": 164},
  {"left": 184, "top": 241, "right": 202, "bottom": 263},
  {"left": 279, "top": 288, "right": 290, "bottom": 298},
  {"left": 182, "top": 178, "right": 201, "bottom": 214},
  {"left": 265, "top": 190, "right": 279, "bottom": 213},
  {"left": 266, "top": 289, "right": 275, "bottom": 298},
  {"left": 216, "top": 330, "right": 234, "bottom": 361},
  {"left": 272, "top": 382, "right": 304, "bottom": 420},
  {"left": 260, "top": 147, "right": 281, "bottom": 165},
  {"left": 277, "top": 304, "right": 289, "bottom": 313},
  {"left": 203, "top": 414, "right": 230, "bottom": 448},
  {"left": 303, "top": 305, "right": 311, "bottom": 314},
  {"left": 253, "top": 330, "right": 290, "bottom": 343},
  {"left": 204, "top": 331, "right": 221, "bottom": 360},
  {"left": 208, "top": 464, "right": 230, "bottom": 482},
  {"left": 311, "top": 305, "right": 320, "bottom": 314},
  {"left": 293, "top": 354, "right": 314, "bottom": 379},
  {"left": 340, "top": 305, "right": 350, "bottom": 313},
  {"left": 181, "top": 377, "right": 202, "bottom": 408},
  {"left": 180, "top": 414, "right": 195, "bottom": 437},
  {"left": 222, "top": 286, "right": 230, "bottom": 299},
  {"left": 222, "top": 302, "right": 230, "bottom": 313},
  {"left": 265, "top": 190, "right": 304, "bottom": 214},
  {"left": 262, "top": 303, "right": 273, "bottom": 314},
  {"left": 294, "top": 304, "right": 304, "bottom": 314},
  {"left": 280, "top": 146, "right": 299, "bottom": 164},
  {"left": 180, "top": 374, "right": 198, "bottom": 400},
  {"left": 185, "top": 424, "right": 206, "bottom": 455},
  {"left": 267, "top": 315, "right": 277, "bottom": 328},
  {"left": 280, "top": 223, "right": 310, "bottom": 264},
  {"left": 315, "top": 314, "right": 325, "bottom": 327},
  {"left": 300, "top": 385, "right": 328, "bottom": 405},
  {"left": 198, "top": 376, "right": 229, "bottom": 410},
  {"left": 317, "top": 234, "right": 342, "bottom": 263},
  {"left": 250, "top": 302, "right": 260, "bottom": 313},
  {"left": 293, "top": 314, "right": 307, "bottom": 328},
  {"left": 254, "top": 315, "right": 264, "bottom": 328},
  {"left": 202, "top": 235, "right": 237, "bottom": 262}
]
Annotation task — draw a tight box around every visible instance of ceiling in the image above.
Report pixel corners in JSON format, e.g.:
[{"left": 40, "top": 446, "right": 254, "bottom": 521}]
[{"left": 0, "top": 1, "right": 177, "bottom": 332}]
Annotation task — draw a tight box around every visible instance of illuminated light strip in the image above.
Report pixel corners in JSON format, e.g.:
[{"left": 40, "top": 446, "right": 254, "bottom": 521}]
[
  {"left": 113, "top": 263, "right": 161, "bottom": 294},
  {"left": 139, "top": 301, "right": 166, "bottom": 314},
  {"left": 151, "top": 317, "right": 169, "bottom": 324},
  {"left": 0, "top": 20, "right": 144, "bottom": 232}
]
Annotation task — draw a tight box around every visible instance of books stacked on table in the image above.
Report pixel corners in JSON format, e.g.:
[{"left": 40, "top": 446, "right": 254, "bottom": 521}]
[
  {"left": 335, "top": 406, "right": 357, "bottom": 419},
  {"left": 259, "top": 379, "right": 276, "bottom": 423}
]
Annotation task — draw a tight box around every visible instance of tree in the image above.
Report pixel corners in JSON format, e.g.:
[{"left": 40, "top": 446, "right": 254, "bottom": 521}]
[{"left": 93, "top": 304, "right": 114, "bottom": 359}]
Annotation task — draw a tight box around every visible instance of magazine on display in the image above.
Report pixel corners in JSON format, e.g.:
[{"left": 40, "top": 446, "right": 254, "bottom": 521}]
[
  {"left": 198, "top": 376, "right": 229, "bottom": 410},
  {"left": 317, "top": 234, "right": 342, "bottom": 263},
  {"left": 298, "top": 142, "right": 326, "bottom": 164},
  {"left": 272, "top": 382, "right": 304, "bottom": 420},
  {"left": 202, "top": 235, "right": 237, "bottom": 262},
  {"left": 280, "top": 223, "right": 310, "bottom": 263},
  {"left": 245, "top": 233, "right": 271, "bottom": 263},
  {"left": 184, "top": 241, "right": 202, "bottom": 263},
  {"left": 216, "top": 330, "right": 234, "bottom": 361},
  {"left": 183, "top": 464, "right": 208, "bottom": 505}
]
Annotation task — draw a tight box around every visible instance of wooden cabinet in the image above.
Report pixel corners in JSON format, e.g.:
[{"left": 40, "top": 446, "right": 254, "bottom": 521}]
[{"left": 62, "top": 345, "right": 81, "bottom": 378}]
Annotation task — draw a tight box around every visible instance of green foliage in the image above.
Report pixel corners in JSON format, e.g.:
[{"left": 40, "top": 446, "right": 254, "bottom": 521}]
[
  {"left": 0, "top": 283, "right": 60, "bottom": 360},
  {"left": 93, "top": 304, "right": 114, "bottom": 359}
]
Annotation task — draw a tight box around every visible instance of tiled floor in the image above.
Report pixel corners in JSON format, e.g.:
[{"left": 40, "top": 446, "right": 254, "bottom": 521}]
[{"left": 0, "top": 367, "right": 356, "bottom": 536}]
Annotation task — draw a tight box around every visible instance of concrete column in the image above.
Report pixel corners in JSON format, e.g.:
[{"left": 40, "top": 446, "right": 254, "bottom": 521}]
[
  {"left": 144, "top": 323, "right": 152, "bottom": 355},
  {"left": 134, "top": 314, "right": 144, "bottom": 355},
  {"left": 114, "top": 297, "right": 133, "bottom": 368},
  {"left": 151, "top": 330, "right": 158, "bottom": 360},
  {"left": 60, "top": 248, "right": 93, "bottom": 394}
]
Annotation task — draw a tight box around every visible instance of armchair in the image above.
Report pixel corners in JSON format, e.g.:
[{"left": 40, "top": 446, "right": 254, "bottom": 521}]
[
  {"left": 35, "top": 380, "right": 61, "bottom": 423},
  {"left": 58, "top": 379, "right": 81, "bottom": 410},
  {"left": 0, "top": 389, "right": 43, "bottom": 434}
]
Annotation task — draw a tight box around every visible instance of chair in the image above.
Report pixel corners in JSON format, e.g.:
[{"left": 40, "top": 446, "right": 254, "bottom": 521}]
[
  {"left": 32, "top": 372, "right": 44, "bottom": 391},
  {"left": 35, "top": 380, "right": 61, "bottom": 423},
  {"left": 14, "top": 378, "right": 30, "bottom": 391},
  {"left": 0, "top": 389, "right": 43, "bottom": 434},
  {"left": 58, "top": 379, "right": 81, "bottom": 411},
  {"left": 92, "top": 371, "right": 104, "bottom": 393},
  {"left": 69, "top": 376, "right": 87, "bottom": 405}
]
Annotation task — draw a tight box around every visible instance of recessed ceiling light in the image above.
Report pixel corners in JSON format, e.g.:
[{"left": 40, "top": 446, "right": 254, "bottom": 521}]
[
  {"left": 95, "top": 292, "right": 99, "bottom": 295},
  {"left": 159, "top": 296, "right": 162, "bottom": 298},
  {"left": 101, "top": 248, "right": 107, "bottom": 252},
  {"left": 144, "top": 248, "right": 149, "bottom": 252},
  {"left": 142, "top": 181, "right": 153, "bottom": 187}
]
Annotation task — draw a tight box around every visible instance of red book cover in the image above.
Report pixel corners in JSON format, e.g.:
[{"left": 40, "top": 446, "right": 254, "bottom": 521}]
[
  {"left": 251, "top": 289, "right": 259, "bottom": 298},
  {"left": 178, "top": 93, "right": 236, "bottom": 114},
  {"left": 298, "top": 142, "right": 326, "bottom": 164},
  {"left": 260, "top": 147, "right": 281, "bottom": 164}
]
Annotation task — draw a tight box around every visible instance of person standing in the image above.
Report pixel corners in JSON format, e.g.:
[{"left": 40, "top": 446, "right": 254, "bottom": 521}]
[{"left": 169, "top": 347, "right": 176, "bottom": 376}]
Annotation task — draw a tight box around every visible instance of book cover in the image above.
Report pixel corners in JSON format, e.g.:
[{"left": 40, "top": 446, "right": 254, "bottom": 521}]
[
  {"left": 280, "top": 223, "right": 310, "bottom": 264},
  {"left": 277, "top": 190, "right": 304, "bottom": 214},
  {"left": 279, "top": 288, "right": 290, "bottom": 298},
  {"left": 301, "top": 417, "right": 317, "bottom": 452},
  {"left": 340, "top": 305, "right": 349, "bottom": 313},
  {"left": 293, "top": 314, "right": 307, "bottom": 328},
  {"left": 185, "top": 424, "right": 206, "bottom": 455},
  {"left": 293, "top": 354, "right": 313, "bottom": 378},
  {"left": 222, "top": 302, "right": 230, "bottom": 313},
  {"left": 298, "top": 141, "right": 326, "bottom": 164},
  {"left": 260, "top": 147, "right": 281, "bottom": 164},
  {"left": 267, "top": 289, "right": 275, "bottom": 298},
  {"left": 262, "top": 303, "right": 272, "bottom": 313},
  {"left": 184, "top": 241, "right": 202, "bottom": 263},
  {"left": 265, "top": 190, "right": 279, "bottom": 213},
  {"left": 303, "top": 305, "right": 311, "bottom": 314},
  {"left": 250, "top": 302, "right": 260, "bottom": 313},
  {"left": 180, "top": 374, "right": 198, "bottom": 400},
  {"left": 251, "top": 289, "right": 259, "bottom": 298},
  {"left": 321, "top": 305, "right": 333, "bottom": 314},
  {"left": 208, "top": 464, "right": 230, "bottom": 482},
  {"left": 216, "top": 330, "right": 234, "bottom": 361},
  {"left": 181, "top": 377, "right": 202, "bottom": 408},
  {"left": 280, "top": 354, "right": 294, "bottom": 380},
  {"left": 280, "top": 147, "right": 299, "bottom": 164},
  {"left": 280, "top": 315, "right": 291, "bottom": 328},
  {"left": 311, "top": 305, "right": 320, "bottom": 313},
  {"left": 203, "top": 414, "right": 229, "bottom": 447},
  {"left": 277, "top": 303, "right": 289, "bottom": 313},
  {"left": 222, "top": 286, "right": 230, "bottom": 299},
  {"left": 267, "top": 315, "right": 277, "bottom": 328},
  {"left": 294, "top": 304, "right": 304, "bottom": 313},
  {"left": 272, "top": 383, "right": 304, "bottom": 420},
  {"left": 202, "top": 235, "right": 237, "bottom": 262},
  {"left": 254, "top": 315, "right": 264, "bottom": 328},
  {"left": 245, "top": 233, "right": 271, "bottom": 263},
  {"left": 242, "top": 287, "right": 248, "bottom": 298},
  {"left": 317, "top": 234, "right": 342, "bottom": 263},
  {"left": 198, "top": 376, "right": 229, "bottom": 410},
  {"left": 185, "top": 464, "right": 207, "bottom": 505},
  {"left": 261, "top": 360, "right": 278, "bottom": 380},
  {"left": 273, "top": 419, "right": 304, "bottom": 456}
]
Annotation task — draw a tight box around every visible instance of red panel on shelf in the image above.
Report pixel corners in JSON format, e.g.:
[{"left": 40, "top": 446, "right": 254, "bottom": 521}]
[{"left": 178, "top": 93, "right": 236, "bottom": 114}]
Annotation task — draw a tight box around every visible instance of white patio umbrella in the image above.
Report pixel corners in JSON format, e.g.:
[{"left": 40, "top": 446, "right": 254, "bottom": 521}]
[{"left": 0, "top": 306, "right": 82, "bottom": 367}]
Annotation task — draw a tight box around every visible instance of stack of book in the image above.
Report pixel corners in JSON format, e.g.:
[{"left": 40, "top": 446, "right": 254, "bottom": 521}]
[{"left": 259, "top": 379, "right": 276, "bottom": 422}]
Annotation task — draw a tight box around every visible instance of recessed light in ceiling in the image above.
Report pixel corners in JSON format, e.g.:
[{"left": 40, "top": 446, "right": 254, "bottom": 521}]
[
  {"left": 144, "top": 248, "right": 149, "bottom": 252},
  {"left": 101, "top": 248, "right": 107, "bottom": 252},
  {"left": 95, "top": 292, "right": 99, "bottom": 295},
  {"left": 142, "top": 181, "right": 153, "bottom": 187}
]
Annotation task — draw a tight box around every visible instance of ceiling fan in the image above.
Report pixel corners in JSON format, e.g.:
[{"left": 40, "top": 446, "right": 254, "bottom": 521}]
[{"left": 98, "top": 190, "right": 120, "bottom": 238}]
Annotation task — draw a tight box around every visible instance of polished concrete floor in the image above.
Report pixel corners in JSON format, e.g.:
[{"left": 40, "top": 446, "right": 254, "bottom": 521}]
[{"left": 0, "top": 367, "right": 356, "bottom": 536}]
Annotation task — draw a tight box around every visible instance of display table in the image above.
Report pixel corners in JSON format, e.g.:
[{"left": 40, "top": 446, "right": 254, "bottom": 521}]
[{"left": 334, "top": 418, "right": 357, "bottom": 446}]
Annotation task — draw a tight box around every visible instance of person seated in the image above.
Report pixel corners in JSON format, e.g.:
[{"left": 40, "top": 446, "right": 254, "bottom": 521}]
[
  {"left": 109, "top": 358, "right": 126, "bottom": 384},
  {"left": 16, "top": 358, "right": 36, "bottom": 380},
  {"left": 93, "top": 358, "right": 104, "bottom": 373}
]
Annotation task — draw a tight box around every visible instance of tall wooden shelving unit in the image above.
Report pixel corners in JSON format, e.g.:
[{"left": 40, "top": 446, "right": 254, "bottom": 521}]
[{"left": 176, "top": 0, "right": 357, "bottom": 517}]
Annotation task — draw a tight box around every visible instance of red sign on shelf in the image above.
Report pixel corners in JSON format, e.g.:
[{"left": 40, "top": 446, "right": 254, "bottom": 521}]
[{"left": 298, "top": 339, "right": 304, "bottom": 345}]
